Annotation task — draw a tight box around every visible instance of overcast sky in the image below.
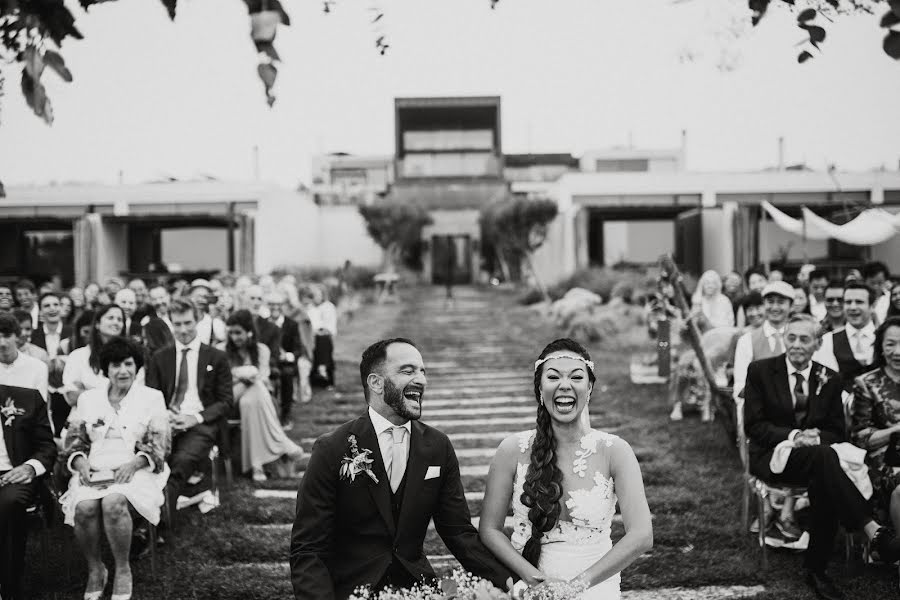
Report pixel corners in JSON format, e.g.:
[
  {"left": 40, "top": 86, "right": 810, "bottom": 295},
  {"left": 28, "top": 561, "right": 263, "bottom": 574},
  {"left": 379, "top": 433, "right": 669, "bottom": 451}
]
[{"left": 1, "top": 0, "right": 898, "bottom": 188}]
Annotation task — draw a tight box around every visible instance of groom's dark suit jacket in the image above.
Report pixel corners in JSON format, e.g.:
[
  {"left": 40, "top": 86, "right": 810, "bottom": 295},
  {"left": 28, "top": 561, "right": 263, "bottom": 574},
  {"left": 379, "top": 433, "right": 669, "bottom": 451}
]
[{"left": 290, "top": 412, "right": 513, "bottom": 600}]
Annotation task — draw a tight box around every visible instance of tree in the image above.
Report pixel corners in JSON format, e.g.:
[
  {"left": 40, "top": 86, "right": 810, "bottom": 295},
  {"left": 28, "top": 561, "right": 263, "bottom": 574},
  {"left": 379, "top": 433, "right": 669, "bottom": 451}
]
[
  {"left": 2, "top": 0, "right": 896, "bottom": 125},
  {"left": 479, "top": 196, "right": 557, "bottom": 300},
  {"left": 358, "top": 202, "right": 433, "bottom": 274},
  {"left": 0, "top": 0, "right": 291, "bottom": 124}
]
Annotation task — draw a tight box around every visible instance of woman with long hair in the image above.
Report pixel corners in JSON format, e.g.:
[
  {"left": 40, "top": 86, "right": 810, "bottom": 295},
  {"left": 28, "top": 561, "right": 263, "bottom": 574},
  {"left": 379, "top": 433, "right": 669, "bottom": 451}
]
[
  {"left": 479, "top": 339, "right": 652, "bottom": 598},
  {"left": 141, "top": 317, "right": 174, "bottom": 357},
  {"left": 63, "top": 304, "right": 126, "bottom": 406},
  {"left": 222, "top": 309, "right": 304, "bottom": 482}
]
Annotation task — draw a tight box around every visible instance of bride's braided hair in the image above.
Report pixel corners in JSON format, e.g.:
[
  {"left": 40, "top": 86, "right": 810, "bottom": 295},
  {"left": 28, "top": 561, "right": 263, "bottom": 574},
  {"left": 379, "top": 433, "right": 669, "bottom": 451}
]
[{"left": 520, "top": 338, "right": 595, "bottom": 567}]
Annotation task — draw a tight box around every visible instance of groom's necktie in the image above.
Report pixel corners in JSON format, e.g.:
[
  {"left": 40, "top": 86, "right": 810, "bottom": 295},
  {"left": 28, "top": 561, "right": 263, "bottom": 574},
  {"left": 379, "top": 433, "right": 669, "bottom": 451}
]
[{"left": 389, "top": 426, "right": 408, "bottom": 493}]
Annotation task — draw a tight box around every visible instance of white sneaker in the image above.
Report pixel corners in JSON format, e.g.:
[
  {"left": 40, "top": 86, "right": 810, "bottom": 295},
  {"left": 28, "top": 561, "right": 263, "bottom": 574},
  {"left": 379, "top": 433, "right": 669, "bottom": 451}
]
[{"left": 670, "top": 403, "right": 683, "bottom": 421}]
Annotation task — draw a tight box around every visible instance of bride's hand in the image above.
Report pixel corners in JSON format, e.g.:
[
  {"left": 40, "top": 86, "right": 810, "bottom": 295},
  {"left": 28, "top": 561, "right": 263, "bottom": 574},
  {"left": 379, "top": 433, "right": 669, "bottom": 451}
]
[{"left": 523, "top": 572, "right": 546, "bottom": 586}]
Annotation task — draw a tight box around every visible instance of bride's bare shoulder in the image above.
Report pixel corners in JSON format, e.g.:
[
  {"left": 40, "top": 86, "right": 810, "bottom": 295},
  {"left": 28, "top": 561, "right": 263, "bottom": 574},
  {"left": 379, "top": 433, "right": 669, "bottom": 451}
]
[{"left": 493, "top": 430, "right": 535, "bottom": 464}]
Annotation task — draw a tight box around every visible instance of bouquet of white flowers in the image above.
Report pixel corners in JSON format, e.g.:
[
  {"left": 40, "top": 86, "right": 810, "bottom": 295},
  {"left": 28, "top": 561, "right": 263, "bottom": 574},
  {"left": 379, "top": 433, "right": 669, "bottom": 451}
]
[{"left": 348, "top": 569, "right": 585, "bottom": 600}]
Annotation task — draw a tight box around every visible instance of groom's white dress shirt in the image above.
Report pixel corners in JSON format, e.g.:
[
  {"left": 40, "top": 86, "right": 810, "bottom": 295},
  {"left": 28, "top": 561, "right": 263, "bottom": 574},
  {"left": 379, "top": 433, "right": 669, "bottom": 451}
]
[{"left": 368, "top": 407, "right": 410, "bottom": 483}]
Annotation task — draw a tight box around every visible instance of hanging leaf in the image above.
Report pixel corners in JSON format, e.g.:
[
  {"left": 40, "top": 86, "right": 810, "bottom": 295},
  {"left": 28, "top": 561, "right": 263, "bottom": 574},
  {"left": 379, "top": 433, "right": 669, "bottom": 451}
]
[
  {"left": 159, "top": 0, "right": 176, "bottom": 20},
  {"left": 798, "top": 50, "right": 814, "bottom": 63},
  {"left": 882, "top": 10, "right": 900, "bottom": 28},
  {"left": 885, "top": 30, "right": 900, "bottom": 59},
  {"left": 43, "top": 49, "right": 73, "bottom": 82},
  {"left": 250, "top": 10, "right": 280, "bottom": 42},
  {"left": 20, "top": 70, "right": 53, "bottom": 125},
  {"left": 749, "top": 0, "right": 771, "bottom": 26},
  {"left": 891, "top": 0, "right": 900, "bottom": 19},
  {"left": 23, "top": 45, "right": 44, "bottom": 80},
  {"left": 806, "top": 25, "right": 825, "bottom": 48},
  {"left": 797, "top": 8, "right": 816, "bottom": 23},
  {"left": 254, "top": 40, "right": 280, "bottom": 62},
  {"left": 825, "top": 0, "right": 839, "bottom": 8},
  {"left": 258, "top": 62, "right": 277, "bottom": 91}
]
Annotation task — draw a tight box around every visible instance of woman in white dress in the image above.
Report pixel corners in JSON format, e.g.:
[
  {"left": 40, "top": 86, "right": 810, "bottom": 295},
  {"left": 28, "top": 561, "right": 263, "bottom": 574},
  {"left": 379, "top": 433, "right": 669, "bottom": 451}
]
[
  {"left": 480, "top": 339, "right": 653, "bottom": 599},
  {"left": 60, "top": 337, "right": 171, "bottom": 600},
  {"left": 62, "top": 304, "right": 127, "bottom": 406},
  {"left": 222, "top": 310, "right": 304, "bottom": 482}
]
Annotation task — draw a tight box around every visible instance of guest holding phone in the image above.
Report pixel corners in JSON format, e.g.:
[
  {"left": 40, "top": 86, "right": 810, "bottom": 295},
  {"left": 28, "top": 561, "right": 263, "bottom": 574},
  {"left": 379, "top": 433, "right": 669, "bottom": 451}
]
[{"left": 60, "top": 337, "right": 171, "bottom": 600}]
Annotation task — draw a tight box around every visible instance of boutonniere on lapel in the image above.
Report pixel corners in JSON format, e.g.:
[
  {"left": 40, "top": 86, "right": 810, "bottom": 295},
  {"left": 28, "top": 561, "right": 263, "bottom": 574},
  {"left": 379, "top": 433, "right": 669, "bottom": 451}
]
[
  {"left": 340, "top": 434, "right": 379, "bottom": 483},
  {"left": 91, "top": 418, "right": 106, "bottom": 429},
  {"left": 1, "top": 398, "right": 24, "bottom": 426},
  {"left": 814, "top": 366, "right": 832, "bottom": 397}
]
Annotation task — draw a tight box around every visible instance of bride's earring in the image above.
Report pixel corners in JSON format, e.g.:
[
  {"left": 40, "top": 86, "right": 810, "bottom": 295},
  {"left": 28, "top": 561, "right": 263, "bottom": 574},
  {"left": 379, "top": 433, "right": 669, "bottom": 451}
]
[{"left": 539, "top": 392, "right": 545, "bottom": 407}]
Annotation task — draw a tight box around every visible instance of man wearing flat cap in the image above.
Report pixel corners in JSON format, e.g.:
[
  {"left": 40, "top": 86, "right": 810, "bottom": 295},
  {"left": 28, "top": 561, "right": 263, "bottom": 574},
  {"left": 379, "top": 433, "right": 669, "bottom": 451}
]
[{"left": 733, "top": 280, "right": 795, "bottom": 401}]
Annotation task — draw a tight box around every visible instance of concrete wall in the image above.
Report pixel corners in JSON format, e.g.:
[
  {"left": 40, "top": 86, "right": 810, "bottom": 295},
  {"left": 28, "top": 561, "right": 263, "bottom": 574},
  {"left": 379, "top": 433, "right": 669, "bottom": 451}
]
[
  {"left": 162, "top": 228, "right": 229, "bottom": 272},
  {"left": 701, "top": 207, "right": 732, "bottom": 275},
  {"left": 603, "top": 220, "right": 674, "bottom": 265},
  {"left": 96, "top": 221, "right": 128, "bottom": 282},
  {"left": 531, "top": 215, "right": 568, "bottom": 285},
  {"left": 254, "top": 191, "right": 382, "bottom": 273}
]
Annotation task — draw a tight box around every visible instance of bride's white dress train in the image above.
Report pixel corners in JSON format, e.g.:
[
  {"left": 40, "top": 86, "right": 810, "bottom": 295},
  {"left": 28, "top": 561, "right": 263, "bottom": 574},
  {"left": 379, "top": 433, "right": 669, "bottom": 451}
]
[{"left": 511, "top": 429, "right": 621, "bottom": 600}]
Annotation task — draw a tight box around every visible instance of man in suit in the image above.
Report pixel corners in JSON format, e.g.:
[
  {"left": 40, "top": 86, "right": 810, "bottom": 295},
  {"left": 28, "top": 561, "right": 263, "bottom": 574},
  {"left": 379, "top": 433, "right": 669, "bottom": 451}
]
[
  {"left": 291, "top": 338, "right": 513, "bottom": 600},
  {"left": 744, "top": 313, "right": 895, "bottom": 600},
  {"left": 114, "top": 288, "right": 143, "bottom": 340},
  {"left": 30, "top": 292, "right": 71, "bottom": 357},
  {"left": 145, "top": 298, "right": 233, "bottom": 500},
  {"left": 814, "top": 281, "right": 876, "bottom": 392},
  {"left": 266, "top": 292, "right": 305, "bottom": 428},
  {"left": 0, "top": 383, "right": 56, "bottom": 600}
]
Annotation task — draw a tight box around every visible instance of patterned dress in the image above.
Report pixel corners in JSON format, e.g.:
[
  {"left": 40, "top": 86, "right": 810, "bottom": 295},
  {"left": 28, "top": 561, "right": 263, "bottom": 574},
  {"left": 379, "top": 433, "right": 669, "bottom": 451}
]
[
  {"left": 511, "top": 429, "right": 621, "bottom": 600},
  {"left": 851, "top": 368, "right": 900, "bottom": 516}
]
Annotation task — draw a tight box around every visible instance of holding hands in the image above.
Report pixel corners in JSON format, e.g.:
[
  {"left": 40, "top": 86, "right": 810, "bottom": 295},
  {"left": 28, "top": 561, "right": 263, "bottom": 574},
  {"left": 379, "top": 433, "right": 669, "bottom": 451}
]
[
  {"left": 794, "top": 428, "right": 821, "bottom": 447},
  {"left": 169, "top": 410, "right": 199, "bottom": 432}
]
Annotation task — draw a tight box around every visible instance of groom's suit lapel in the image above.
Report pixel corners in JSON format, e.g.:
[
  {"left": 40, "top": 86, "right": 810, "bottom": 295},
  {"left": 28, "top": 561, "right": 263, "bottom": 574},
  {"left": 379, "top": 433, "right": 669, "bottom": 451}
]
[
  {"left": 353, "top": 414, "right": 396, "bottom": 536},
  {"left": 397, "top": 421, "right": 430, "bottom": 535}
]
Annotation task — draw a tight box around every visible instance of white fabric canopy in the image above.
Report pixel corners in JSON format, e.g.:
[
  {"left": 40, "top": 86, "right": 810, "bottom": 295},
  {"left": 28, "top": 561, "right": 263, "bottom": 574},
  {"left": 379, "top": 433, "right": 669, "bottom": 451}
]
[{"left": 761, "top": 200, "right": 900, "bottom": 246}]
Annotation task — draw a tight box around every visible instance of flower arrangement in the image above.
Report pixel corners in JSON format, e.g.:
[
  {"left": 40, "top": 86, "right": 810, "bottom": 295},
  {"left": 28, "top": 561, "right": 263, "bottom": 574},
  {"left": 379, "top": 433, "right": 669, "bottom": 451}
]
[
  {"left": 1, "top": 398, "right": 24, "bottom": 426},
  {"left": 348, "top": 570, "right": 586, "bottom": 600},
  {"left": 814, "top": 366, "right": 832, "bottom": 397},
  {"left": 340, "top": 434, "right": 379, "bottom": 483}
]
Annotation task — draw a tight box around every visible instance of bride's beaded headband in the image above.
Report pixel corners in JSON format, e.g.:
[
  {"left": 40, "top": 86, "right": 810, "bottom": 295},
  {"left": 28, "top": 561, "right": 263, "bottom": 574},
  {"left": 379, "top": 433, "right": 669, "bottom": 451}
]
[{"left": 533, "top": 353, "right": 595, "bottom": 375}]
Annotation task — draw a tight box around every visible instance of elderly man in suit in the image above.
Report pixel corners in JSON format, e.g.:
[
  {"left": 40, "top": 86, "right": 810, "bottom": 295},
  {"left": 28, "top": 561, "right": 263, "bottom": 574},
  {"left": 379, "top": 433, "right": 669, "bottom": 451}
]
[
  {"left": 744, "top": 313, "right": 896, "bottom": 600},
  {"left": 144, "top": 299, "right": 233, "bottom": 500},
  {"left": 0, "top": 383, "right": 56, "bottom": 600}
]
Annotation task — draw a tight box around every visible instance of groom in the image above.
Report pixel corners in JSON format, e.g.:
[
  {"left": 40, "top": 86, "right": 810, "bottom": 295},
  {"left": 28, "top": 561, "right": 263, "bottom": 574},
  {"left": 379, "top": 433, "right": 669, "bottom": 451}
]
[{"left": 290, "top": 338, "right": 513, "bottom": 599}]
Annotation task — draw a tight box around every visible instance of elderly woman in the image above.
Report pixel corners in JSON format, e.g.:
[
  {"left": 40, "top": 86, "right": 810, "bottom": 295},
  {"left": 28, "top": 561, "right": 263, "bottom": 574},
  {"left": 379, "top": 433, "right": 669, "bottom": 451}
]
[
  {"left": 852, "top": 316, "right": 900, "bottom": 556},
  {"left": 691, "top": 270, "right": 734, "bottom": 330},
  {"left": 60, "top": 337, "right": 171, "bottom": 600}
]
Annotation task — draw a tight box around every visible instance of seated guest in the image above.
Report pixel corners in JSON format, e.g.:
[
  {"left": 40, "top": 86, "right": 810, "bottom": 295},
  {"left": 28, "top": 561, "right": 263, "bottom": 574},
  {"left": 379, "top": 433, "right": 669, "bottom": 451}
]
[
  {"left": 733, "top": 281, "right": 794, "bottom": 401},
  {"left": 266, "top": 291, "right": 305, "bottom": 428},
  {"left": 0, "top": 313, "right": 49, "bottom": 402},
  {"left": 221, "top": 310, "right": 303, "bottom": 482},
  {"left": 814, "top": 281, "right": 876, "bottom": 393},
  {"left": 736, "top": 267, "right": 769, "bottom": 328},
  {"left": 14, "top": 279, "right": 38, "bottom": 328},
  {"left": 144, "top": 299, "right": 233, "bottom": 502},
  {"left": 11, "top": 309, "right": 50, "bottom": 364},
  {"left": 60, "top": 309, "right": 96, "bottom": 356},
  {"left": 691, "top": 270, "right": 735, "bottom": 329},
  {"left": 141, "top": 317, "right": 174, "bottom": 358},
  {"left": 863, "top": 261, "right": 891, "bottom": 324},
  {"left": 114, "top": 289, "right": 142, "bottom": 341},
  {"left": 791, "top": 286, "right": 812, "bottom": 316},
  {"left": 889, "top": 283, "right": 900, "bottom": 320},
  {"left": 63, "top": 304, "right": 127, "bottom": 407},
  {"left": 808, "top": 270, "right": 830, "bottom": 322},
  {"left": 851, "top": 316, "right": 900, "bottom": 552},
  {"left": 744, "top": 313, "right": 896, "bottom": 599},
  {"left": 59, "top": 293, "right": 75, "bottom": 327},
  {"left": 31, "top": 292, "right": 71, "bottom": 357},
  {"left": 0, "top": 284, "right": 14, "bottom": 314},
  {"left": 819, "top": 281, "right": 846, "bottom": 335},
  {"left": 60, "top": 337, "right": 170, "bottom": 600},
  {"left": 189, "top": 280, "right": 226, "bottom": 346},
  {"left": 722, "top": 271, "right": 745, "bottom": 320},
  {"left": 0, "top": 383, "right": 56, "bottom": 600}
]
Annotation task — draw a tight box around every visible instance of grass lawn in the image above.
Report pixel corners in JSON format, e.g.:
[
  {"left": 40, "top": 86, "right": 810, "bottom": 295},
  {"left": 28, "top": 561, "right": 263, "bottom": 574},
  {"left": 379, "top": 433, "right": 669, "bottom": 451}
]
[{"left": 23, "top": 286, "right": 897, "bottom": 599}]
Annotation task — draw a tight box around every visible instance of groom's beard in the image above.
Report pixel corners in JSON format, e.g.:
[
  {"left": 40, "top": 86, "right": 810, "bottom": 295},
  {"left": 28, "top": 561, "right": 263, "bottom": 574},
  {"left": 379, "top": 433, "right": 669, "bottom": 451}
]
[{"left": 384, "top": 378, "right": 423, "bottom": 421}]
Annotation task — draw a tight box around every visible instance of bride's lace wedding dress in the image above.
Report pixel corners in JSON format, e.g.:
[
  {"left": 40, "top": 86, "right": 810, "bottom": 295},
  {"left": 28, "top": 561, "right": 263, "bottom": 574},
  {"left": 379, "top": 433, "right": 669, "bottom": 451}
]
[{"left": 511, "top": 429, "right": 621, "bottom": 600}]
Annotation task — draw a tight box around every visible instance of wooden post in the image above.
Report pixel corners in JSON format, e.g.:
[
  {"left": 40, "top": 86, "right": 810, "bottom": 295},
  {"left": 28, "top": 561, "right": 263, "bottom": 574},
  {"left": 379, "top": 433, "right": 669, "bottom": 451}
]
[{"left": 657, "top": 318, "right": 671, "bottom": 378}]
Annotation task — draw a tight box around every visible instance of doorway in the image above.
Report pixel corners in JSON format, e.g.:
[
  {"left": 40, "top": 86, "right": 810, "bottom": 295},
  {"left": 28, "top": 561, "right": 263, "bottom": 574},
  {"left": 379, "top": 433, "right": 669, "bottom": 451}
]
[{"left": 432, "top": 235, "right": 472, "bottom": 284}]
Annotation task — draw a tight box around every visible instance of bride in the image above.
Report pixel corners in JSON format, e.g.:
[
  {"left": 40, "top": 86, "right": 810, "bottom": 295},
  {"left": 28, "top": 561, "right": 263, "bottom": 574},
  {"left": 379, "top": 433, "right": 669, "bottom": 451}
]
[{"left": 479, "top": 338, "right": 653, "bottom": 599}]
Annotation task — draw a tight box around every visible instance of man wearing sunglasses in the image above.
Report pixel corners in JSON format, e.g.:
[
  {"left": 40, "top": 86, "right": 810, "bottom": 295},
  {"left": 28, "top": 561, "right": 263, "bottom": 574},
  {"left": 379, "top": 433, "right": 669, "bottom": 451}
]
[{"left": 818, "top": 282, "right": 846, "bottom": 335}]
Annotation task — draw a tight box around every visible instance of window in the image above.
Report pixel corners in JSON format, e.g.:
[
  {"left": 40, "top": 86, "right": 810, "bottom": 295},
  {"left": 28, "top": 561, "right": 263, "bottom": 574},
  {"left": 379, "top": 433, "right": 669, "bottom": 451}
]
[{"left": 594, "top": 159, "right": 649, "bottom": 172}]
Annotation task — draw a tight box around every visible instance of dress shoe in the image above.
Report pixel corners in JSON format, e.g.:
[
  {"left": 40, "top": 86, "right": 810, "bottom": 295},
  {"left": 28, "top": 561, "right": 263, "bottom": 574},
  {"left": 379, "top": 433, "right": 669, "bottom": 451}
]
[
  {"left": 805, "top": 570, "right": 845, "bottom": 600},
  {"left": 872, "top": 526, "right": 900, "bottom": 564}
]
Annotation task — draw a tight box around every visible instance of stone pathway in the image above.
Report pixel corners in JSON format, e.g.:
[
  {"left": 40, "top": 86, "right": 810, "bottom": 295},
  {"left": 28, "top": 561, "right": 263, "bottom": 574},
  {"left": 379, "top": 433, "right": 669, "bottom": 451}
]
[{"left": 235, "top": 286, "right": 768, "bottom": 599}]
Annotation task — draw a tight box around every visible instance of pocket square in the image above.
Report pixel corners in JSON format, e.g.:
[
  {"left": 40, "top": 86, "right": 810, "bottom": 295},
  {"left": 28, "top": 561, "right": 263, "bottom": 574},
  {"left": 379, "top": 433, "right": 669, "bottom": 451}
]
[
  {"left": 424, "top": 466, "right": 441, "bottom": 480},
  {"left": 206, "top": 365, "right": 213, "bottom": 372}
]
